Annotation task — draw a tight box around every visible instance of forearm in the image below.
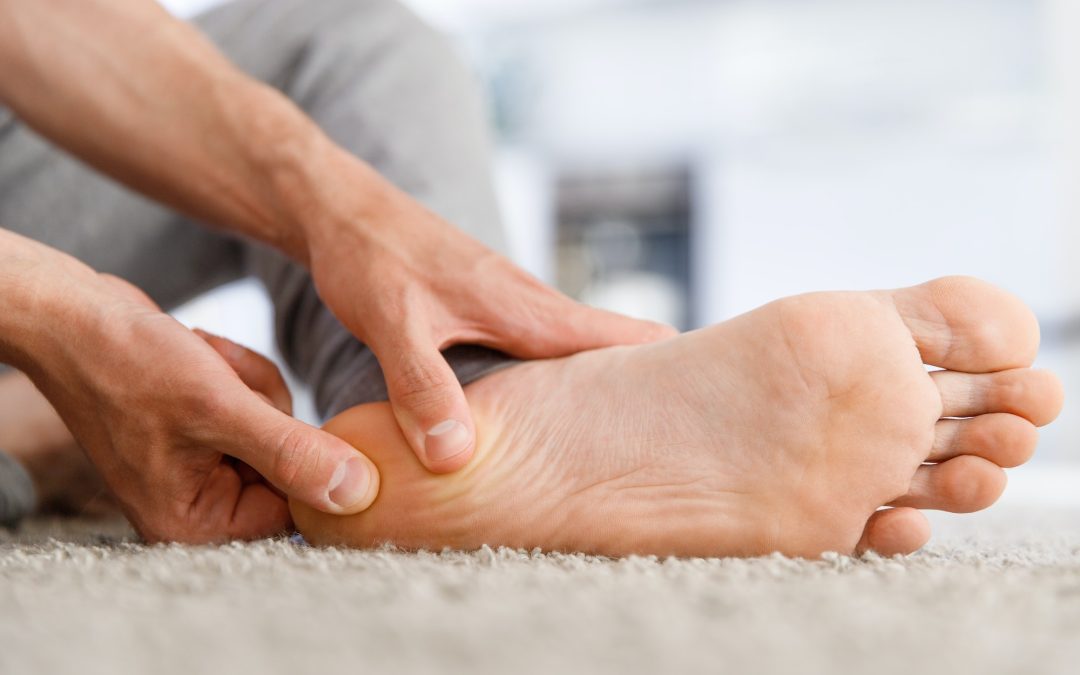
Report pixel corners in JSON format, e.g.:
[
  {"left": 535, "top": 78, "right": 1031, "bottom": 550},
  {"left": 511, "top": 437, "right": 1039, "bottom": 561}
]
[{"left": 0, "top": 0, "right": 370, "bottom": 262}]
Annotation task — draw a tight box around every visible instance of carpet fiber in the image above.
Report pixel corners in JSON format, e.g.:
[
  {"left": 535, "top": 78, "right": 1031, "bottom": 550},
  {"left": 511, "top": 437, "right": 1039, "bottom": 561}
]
[{"left": 2, "top": 509, "right": 1079, "bottom": 675}]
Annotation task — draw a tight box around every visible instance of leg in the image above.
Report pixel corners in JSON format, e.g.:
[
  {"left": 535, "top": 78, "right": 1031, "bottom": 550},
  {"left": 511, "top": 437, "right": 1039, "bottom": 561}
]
[
  {"left": 292, "top": 277, "right": 1063, "bottom": 557},
  {"left": 0, "top": 127, "right": 245, "bottom": 310},
  {"left": 192, "top": 0, "right": 514, "bottom": 416},
  {"left": 0, "top": 371, "right": 115, "bottom": 519}
]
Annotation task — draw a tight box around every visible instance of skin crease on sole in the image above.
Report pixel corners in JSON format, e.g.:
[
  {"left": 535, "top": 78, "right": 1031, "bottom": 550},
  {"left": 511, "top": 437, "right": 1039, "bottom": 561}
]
[{"left": 291, "top": 277, "right": 1064, "bottom": 559}]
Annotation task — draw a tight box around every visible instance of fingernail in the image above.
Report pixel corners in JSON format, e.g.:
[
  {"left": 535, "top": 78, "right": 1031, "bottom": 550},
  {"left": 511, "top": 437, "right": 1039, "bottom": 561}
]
[
  {"left": 327, "top": 456, "right": 371, "bottom": 509},
  {"left": 425, "top": 419, "right": 471, "bottom": 462}
]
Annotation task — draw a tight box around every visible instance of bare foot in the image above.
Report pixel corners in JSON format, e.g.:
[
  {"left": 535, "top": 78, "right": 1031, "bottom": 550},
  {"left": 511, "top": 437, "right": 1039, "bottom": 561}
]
[
  {"left": 291, "top": 278, "right": 1063, "bottom": 557},
  {"left": 0, "top": 371, "right": 117, "bottom": 517}
]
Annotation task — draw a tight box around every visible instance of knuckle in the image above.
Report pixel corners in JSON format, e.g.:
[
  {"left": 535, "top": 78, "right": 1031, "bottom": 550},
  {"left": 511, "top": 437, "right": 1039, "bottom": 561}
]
[
  {"left": 389, "top": 357, "right": 453, "bottom": 410},
  {"left": 271, "top": 425, "right": 318, "bottom": 493}
]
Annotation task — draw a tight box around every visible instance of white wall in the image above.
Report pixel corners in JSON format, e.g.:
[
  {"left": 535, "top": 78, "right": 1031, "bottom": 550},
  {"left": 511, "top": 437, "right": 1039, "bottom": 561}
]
[
  {"left": 1049, "top": 0, "right": 1080, "bottom": 309},
  {"left": 156, "top": 0, "right": 226, "bottom": 18},
  {"left": 480, "top": 0, "right": 1060, "bottom": 322}
]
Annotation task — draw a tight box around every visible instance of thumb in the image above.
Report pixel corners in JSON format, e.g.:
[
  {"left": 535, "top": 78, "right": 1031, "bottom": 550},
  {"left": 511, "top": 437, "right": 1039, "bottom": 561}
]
[
  {"left": 220, "top": 392, "right": 380, "bottom": 515},
  {"left": 378, "top": 337, "right": 476, "bottom": 473}
]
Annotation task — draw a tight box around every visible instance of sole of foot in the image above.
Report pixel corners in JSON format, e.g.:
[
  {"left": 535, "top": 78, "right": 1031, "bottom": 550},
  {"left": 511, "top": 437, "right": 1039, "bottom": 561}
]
[{"left": 292, "top": 277, "right": 1064, "bottom": 558}]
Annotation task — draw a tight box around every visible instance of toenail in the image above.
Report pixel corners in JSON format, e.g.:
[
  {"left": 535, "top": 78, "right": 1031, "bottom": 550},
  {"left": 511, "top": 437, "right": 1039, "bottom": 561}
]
[
  {"left": 425, "top": 419, "right": 471, "bottom": 463},
  {"left": 327, "top": 457, "right": 371, "bottom": 509}
]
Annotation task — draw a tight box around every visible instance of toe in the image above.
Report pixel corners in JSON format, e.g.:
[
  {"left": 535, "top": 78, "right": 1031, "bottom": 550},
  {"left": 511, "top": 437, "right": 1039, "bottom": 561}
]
[
  {"left": 890, "top": 455, "right": 1007, "bottom": 513},
  {"left": 891, "top": 276, "right": 1039, "bottom": 372},
  {"left": 933, "top": 368, "right": 1064, "bottom": 426},
  {"left": 929, "top": 413, "right": 1039, "bottom": 468},
  {"left": 855, "top": 508, "right": 931, "bottom": 556}
]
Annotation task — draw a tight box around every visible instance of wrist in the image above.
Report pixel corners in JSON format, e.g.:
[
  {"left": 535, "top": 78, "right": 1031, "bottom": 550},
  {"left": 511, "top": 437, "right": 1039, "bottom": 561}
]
[
  {"left": 224, "top": 84, "right": 323, "bottom": 263},
  {"left": 0, "top": 232, "right": 104, "bottom": 371},
  {"left": 0, "top": 232, "right": 53, "bottom": 365},
  {"left": 259, "top": 123, "right": 392, "bottom": 268}
]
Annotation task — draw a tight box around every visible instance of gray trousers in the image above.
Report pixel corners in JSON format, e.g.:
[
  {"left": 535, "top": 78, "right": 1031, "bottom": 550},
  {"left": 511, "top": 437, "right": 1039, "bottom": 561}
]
[{"left": 0, "top": 0, "right": 514, "bottom": 521}]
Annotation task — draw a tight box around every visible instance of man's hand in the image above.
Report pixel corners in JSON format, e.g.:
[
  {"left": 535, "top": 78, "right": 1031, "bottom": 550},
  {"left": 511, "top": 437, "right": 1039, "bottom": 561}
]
[
  {"left": 0, "top": 0, "right": 674, "bottom": 479},
  {"left": 0, "top": 232, "right": 377, "bottom": 543},
  {"left": 303, "top": 159, "right": 676, "bottom": 471}
]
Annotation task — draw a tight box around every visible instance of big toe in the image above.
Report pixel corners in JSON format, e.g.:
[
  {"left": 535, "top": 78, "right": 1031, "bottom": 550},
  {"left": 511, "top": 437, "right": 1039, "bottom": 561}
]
[
  {"left": 855, "top": 508, "right": 931, "bottom": 556},
  {"left": 891, "top": 276, "right": 1039, "bottom": 373}
]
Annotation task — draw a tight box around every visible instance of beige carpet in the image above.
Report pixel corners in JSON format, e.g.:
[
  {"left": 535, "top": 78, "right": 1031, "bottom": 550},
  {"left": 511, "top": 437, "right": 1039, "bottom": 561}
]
[{"left": 2, "top": 509, "right": 1079, "bottom": 675}]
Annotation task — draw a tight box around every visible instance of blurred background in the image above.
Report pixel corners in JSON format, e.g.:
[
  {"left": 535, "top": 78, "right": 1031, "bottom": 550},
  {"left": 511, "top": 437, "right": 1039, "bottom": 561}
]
[{"left": 162, "top": 0, "right": 1079, "bottom": 501}]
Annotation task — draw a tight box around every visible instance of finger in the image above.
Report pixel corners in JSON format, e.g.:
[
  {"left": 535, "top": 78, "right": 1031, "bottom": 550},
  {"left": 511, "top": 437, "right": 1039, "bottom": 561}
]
[
  {"left": 229, "top": 482, "right": 294, "bottom": 539},
  {"left": 495, "top": 291, "right": 677, "bottom": 359},
  {"left": 232, "top": 458, "right": 287, "bottom": 501},
  {"left": 378, "top": 336, "right": 476, "bottom": 473},
  {"left": 928, "top": 413, "right": 1038, "bottom": 468},
  {"left": 194, "top": 329, "right": 293, "bottom": 415},
  {"left": 216, "top": 391, "right": 380, "bottom": 515},
  {"left": 186, "top": 462, "right": 292, "bottom": 542}
]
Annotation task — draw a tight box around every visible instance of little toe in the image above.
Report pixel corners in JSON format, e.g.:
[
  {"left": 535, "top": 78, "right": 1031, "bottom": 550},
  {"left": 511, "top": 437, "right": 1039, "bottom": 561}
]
[
  {"left": 929, "top": 413, "right": 1039, "bottom": 468},
  {"left": 855, "top": 507, "right": 931, "bottom": 556},
  {"left": 890, "top": 276, "right": 1039, "bottom": 373},
  {"left": 890, "top": 455, "right": 1007, "bottom": 513},
  {"left": 933, "top": 368, "right": 1064, "bottom": 426}
]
